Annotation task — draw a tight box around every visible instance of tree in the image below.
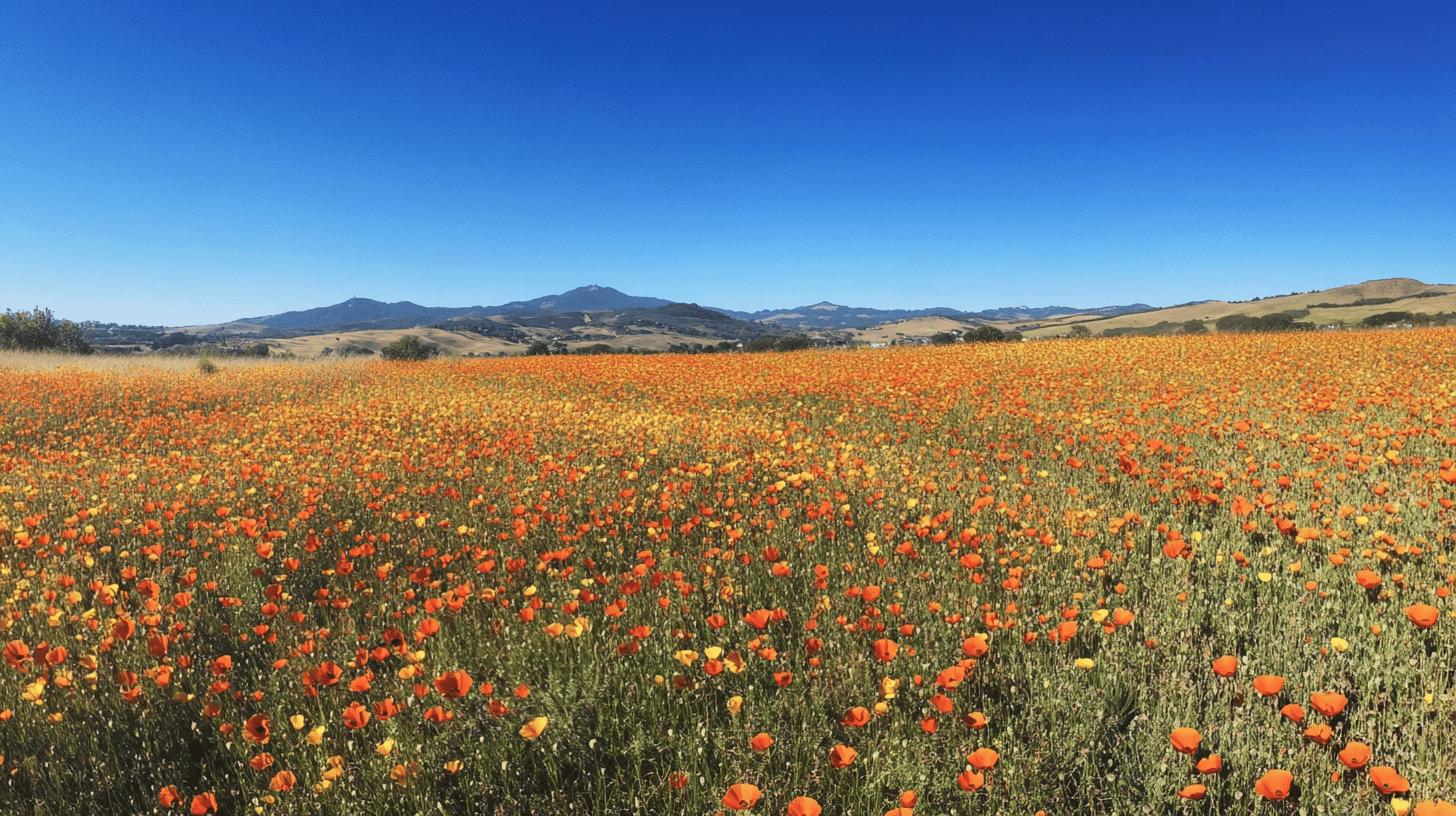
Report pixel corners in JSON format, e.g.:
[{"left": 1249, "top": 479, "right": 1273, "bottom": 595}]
[
  {"left": 1068, "top": 324, "right": 1091, "bottom": 337},
  {"left": 379, "top": 335, "right": 439, "bottom": 361},
  {"left": 774, "top": 335, "right": 815, "bottom": 352},
  {"left": 525, "top": 341, "right": 551, "bottom": 356},
  {"left": 1182, "top": 320, "right": 1208, "bottom": 334},
  {"left": 0, "top": 307, "right": 93, "bottom": 354},
  {"left": 929, "top": 332, "right": 958, "bottom": 345}
]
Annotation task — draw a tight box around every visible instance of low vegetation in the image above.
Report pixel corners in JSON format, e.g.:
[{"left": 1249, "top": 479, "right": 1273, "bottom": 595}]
[{"left": 2, "top": 330, "right": 1454, "bottom": 814}]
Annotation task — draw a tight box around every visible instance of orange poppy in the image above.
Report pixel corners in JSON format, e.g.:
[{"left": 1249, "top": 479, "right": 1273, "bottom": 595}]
[
  {"left": 1178, "top": 783, "right": 1207, "bottom": 800},
  {"left": 1309, "top": 691, "right": 1348, "bottom": 719},
  {"left": 750, "top": 732, "right": 773, "bottom": 751},
  {"left": 242, "top": 713, "right": 270, "bottom": 745},
  {"left": 433, "top": 669, "right": 473, "bottom": 699},
  {"left": 1252, "top": 674, "right": 1285, "bottom": 697},
  {"left": 269, "top": 769, "right": 297, "bottom": 792},
  {"left": 1405, "top": 604, "right": 1440, "bottom": 629},
  {"left": 872, "top": 638, "right": 899, "bottom": 662},
  {"left": 1254, "top": 769, "right": 1293, "bottom": 800},
  {"left": 787, "top": 796, "right": 822, "bottom": 816},
  {"left": 956, "top": 769, "right": 985, "bottom": 791},
  {"left": 1211, "top": 655, "right": 1238, "bottom": 677},
  {"left": 967, "top": 747, "right": 1000, "bottom": 770},
  {"left": 1196, "top": 754, "right": 1222, "bottom": 775},
  {"left": 722, "top": 782, "right": 762, "bottom": 810},
  {"left": 842, "top": 706, "right": 871, "bottom": 727},
  {"left": 342, "top": 701, "right": 371, "bottom": 730},
  {"left": 829, "top": 743, "right": 858, "bottom": 768},
  {"left": 1338, "top": 741, "right": 1372, "bottom": 769},
  {"left": 189, "top": 792, "right": 218, "bottom": 815},
  {"left": 1370, "top": 766, "right": 1410, "bottom": 795},
  {"left": 1170, "top": 727, "right": 1200, "bottom": 755}
]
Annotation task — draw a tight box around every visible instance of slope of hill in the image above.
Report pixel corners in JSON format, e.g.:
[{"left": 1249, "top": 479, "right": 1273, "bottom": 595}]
[{"left": 1024, "top": 278, "right": 1456, "bottom": 338}]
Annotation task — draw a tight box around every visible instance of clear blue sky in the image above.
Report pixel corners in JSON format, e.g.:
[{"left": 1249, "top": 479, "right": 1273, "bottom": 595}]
[{"left": 1, "top": 2, "right": 1453, "bottom": 325}]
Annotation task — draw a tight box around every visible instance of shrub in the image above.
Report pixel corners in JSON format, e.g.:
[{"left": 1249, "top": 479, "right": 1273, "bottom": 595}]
[{"left": 379, "top": 335, "right": 440, "bottom": 361}]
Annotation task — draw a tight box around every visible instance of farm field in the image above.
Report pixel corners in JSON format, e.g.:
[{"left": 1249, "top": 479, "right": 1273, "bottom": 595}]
[{"left": 2, "top": 331, "right": 1455, "bottom": 815}]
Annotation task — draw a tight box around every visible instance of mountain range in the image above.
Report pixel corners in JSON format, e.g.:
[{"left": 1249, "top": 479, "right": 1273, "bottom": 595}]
[
  {"left": 74, "top": 277, "right": 1450, "bottom": 357},
  {"left": 223, "top": 284, "right": 1152, "bottom": 335}
]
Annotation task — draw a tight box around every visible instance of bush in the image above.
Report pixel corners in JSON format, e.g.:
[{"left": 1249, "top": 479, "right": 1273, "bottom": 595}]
[
  {"left": 929, "top": 332, "right": 958, "bottom": 345},
  {"left": 0, "top": 307, "right": 93, "bottom": 354},
  {"left": 197, "top": 356, "right": 218, "bottom": 375},
  {"left": 379, "top": 335, "right": 440, "bottom": 361}
]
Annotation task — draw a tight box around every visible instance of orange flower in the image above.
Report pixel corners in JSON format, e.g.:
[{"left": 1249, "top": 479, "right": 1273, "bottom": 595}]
[
  {"left": 242, "top": 713, "right": 271, "bottom": 745},
  {"left": 829, "top": 743, "right": 858, "bottom": 768},
  {"left": 269, "top": 769, "right": 297, "bottom": 792},
  {"left": 1369, "top": 766, "right": 1410, "bottom": 795},
  {"left": 1169, "top": 727, "right": 1200, "bottom": 755},
  {"left": 967, "top": 747, "right": 1000, "bottom": 770},
  {"left": 1211, "top": 655, "right": 1238, "bottom": 677},
  {"left": 956, "top": 769, "right": 985, "bottom": 791},
  {"left": 1178, "top": 783, "right": 1207, "bottom": 800},
  {"left": 722, "top": 782, "right": 762, "bottom": 810},
  {"left": 342, "top": 701, "right": 371, "bottom": 730},
  {"left": 1252, "top": 674, "right": 1285, "bottom": 697},
  {"left": 1280, "top": 703, "right": 1306, "bottom": 723},
  {"left": 1196, "top": 754, "right": 1222, "bottom": 775},
  {"left": 1405, "top": 603, "right": 1440, "bottom": 629},
  {"left": 189, "top": 792, "right": 218, "bottom": 815},
  {"left": 1254, "top": 769, "right": 1293, "bottom": 800},
  {"left": 1309, "top": 691, "right": 1348, "bottom": 719},
  {"left": 158, "top": 785, "right": 181, "bottom": 808},
  {"left": 749, "top": 732, "right": 773, "bottom": 751},
  {"left": 842, "top": 706, "right": 871, "bottom": 727},
  {"left": 434, "top": 669, "right": 473, "bottom": 698},
  {"left": 872, "top": 638, "right": 899, "bottom": 662},
  {"left": 1338, "top": 742, "right": 1372, "bottom": 769},
  {"left": 787, "top": 796, "right": 822, "bottom": 816}
]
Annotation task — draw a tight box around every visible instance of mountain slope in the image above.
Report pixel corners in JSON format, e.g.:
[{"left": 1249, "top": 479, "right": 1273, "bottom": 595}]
[
  {"left": 1023, "top": 278, "right": 1456, "bottom": 338},
  {"left": 485, "top": 285, "right": 671, "bottom": 314}
]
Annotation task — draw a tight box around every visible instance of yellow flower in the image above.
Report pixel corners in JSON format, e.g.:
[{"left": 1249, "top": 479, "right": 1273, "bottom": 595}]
[
  {"left": 519, "top": 716, "right": 548, "bottom": 740},
  {"left": 1074, "top": 658, "right": 1095, "bottom": 671},
  {"left": 727, "top": 695, "right": 743, "bottom": 716},
  {"left": 375, "top": 738, "right": 395, "bottom": 756},
  {"left": 1330, "top": 637, "right": 1350, "bottom": 653},
  {"left": 289, "top": 714, "right": 306, "bottom": 731}
]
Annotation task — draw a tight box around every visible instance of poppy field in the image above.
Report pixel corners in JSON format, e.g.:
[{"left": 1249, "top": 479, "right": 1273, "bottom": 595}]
[{"left": 2, "top": 331, "right": 1455, "bottom": 815}]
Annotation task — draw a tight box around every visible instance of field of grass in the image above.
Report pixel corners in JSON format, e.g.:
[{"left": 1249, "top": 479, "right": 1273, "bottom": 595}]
[{"left": 2, "top": 331, "right": 1454, "bottom": 815}]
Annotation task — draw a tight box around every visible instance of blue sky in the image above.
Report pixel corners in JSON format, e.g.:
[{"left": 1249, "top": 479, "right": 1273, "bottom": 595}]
[{"left": 1, "top": 2, "right": 1453, "bottom": 325}]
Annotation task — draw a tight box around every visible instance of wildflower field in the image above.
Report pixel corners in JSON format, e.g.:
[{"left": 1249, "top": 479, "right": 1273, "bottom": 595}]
[{"left": 2, "top": 331, "right": 1455, "bottom": 815}]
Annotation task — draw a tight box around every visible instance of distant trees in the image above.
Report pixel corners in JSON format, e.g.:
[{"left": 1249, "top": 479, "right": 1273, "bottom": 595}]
[
  {"left": 379, "top": 335, "right": 439, "bottom": 361},
  {"left": 929, "top": 332, "right": 958, "bottom": 345},
  {"left": 1181, "top": 320, "right": 1208, "bottom": 334},
  {"left": 743, "top": 335, "right": 816, "bottom": 353},
  {"left": 1214, "top": 312, "right": 1314, "bottom": 334},
  {"left": 1067, "top": 324, "right": 1091, "bottom": 337},
  {"left": 1361, "top": 311, "right": 1416, "bottom": 327},
  {"left": 0, "top": 307, "right": 93, "bottom": 354}
]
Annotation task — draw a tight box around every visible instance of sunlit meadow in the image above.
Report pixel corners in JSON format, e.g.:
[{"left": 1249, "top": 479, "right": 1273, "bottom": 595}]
[{"left": 2, "top": 331, "right": 1454, "bottom": 815}]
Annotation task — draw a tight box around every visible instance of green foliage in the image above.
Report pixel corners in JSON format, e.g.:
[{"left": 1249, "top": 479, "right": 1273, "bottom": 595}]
[
  {"left": 1214, "top": 312, "right": 1314, "bottom": 334},
  {"left": 0, "top": 307, "right": 93, "bottom": 354},
  {"left": 379, "top": 335, "right": 440, "bottom": 361}
]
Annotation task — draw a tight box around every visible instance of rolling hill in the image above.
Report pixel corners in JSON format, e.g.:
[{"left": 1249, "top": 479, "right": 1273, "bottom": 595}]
[{"left": 1021, "top": 277, "right": 1456, "bottom": 338}]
